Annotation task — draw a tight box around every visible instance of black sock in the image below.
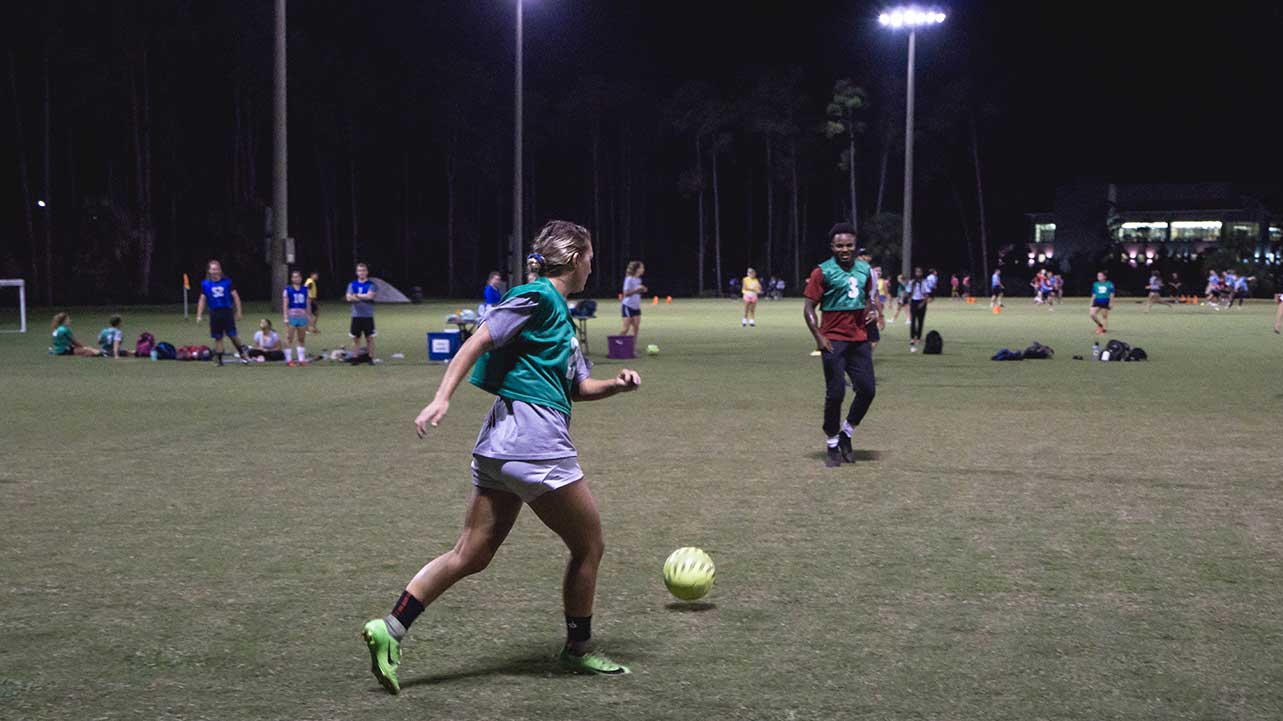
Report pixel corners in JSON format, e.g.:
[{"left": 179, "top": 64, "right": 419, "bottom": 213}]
[
  {"left": 390, "top": 590, "right": 425, "bottom": 632},
  {"left": 565, "top": 615, "right": 592, "bottom": 651}
]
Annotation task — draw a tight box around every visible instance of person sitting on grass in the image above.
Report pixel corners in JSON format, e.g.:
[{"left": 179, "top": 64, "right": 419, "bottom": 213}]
[
  {"left": 247, "top": 319, "right": 285, "bottom": 361},
  {"left": 97, "top": 314, "right": 131, "bottom": 358},
  {"left": 50, "top": 312, "right": 102, "bottom": 358}
]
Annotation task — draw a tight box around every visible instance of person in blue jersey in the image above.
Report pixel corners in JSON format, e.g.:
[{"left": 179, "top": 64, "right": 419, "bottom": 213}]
[
  {"left": 990, "top": 269, "right": 1004, "bottom": 308},
  {"left": 1143, "top": 270, "right": 1164, "bottom": 312},
  {"left": 481, "top": 271, "right": 504, "bottom": 317},
  {"left": 359, "top": 221, "right": 642, "bottom": 693},
  {"left": 281, "top": 269, "right": 313, "bottom": 366},
  {"left": 194, "top": 259, "right": 248, "bottom": 365},
  {"left": 1039, "top": 272, "right": 1057, "bottom": 310},
  {"left": 1089, "top": 270, "right": 1116, "bottom": 336},
  {"left": 345, "top": 262, "right": 379, "bottom": 362}
]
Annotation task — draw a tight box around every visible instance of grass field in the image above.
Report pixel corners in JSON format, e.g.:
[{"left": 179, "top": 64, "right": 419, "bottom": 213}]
[{"left": 2, "top": 296, "right": 1282, "bottom": 721}]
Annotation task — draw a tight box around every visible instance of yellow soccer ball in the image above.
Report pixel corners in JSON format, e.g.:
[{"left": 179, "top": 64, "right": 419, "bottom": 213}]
[{"left": 663, "top": 547, "right": 715, "bottom": 601}]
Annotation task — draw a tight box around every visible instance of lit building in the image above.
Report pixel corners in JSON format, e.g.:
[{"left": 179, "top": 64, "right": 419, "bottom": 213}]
[{"left": 1027, "top": 183, "right": 1281, "bottom": 268}]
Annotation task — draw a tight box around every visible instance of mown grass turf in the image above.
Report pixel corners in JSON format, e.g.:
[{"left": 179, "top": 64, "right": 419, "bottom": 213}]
[{"left": 2, "top": 297, "right": 1282, "bottom": 720}]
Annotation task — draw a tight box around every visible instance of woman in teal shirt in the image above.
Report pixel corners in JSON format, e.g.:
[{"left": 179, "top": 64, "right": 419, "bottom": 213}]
[
  {"left": 362, "top": 220, "right": 642, "bottom": 693},
  {"left": 1090, "top": 271, "right": 1116, "bottom": 335}
]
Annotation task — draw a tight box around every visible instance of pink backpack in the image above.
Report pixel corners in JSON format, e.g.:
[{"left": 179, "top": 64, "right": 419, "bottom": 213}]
[{"left": 135, "top": 332, "right": 155, "bottom": 357}]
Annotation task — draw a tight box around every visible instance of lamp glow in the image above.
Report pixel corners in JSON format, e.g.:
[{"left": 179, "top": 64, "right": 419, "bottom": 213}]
[{"left": 879, "top": 7, "right": 947, "bottom": 29}]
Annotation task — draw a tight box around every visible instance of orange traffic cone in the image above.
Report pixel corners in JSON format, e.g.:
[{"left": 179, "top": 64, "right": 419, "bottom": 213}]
[
  {"left": 992, "top": 304, "right": 1002, "bottom": 315},
  {"left": 652, "top": 295, "right": 659, "bottom": 305},
  {"left": 666, "top": 296, "right": 673, "bottom": 304}
]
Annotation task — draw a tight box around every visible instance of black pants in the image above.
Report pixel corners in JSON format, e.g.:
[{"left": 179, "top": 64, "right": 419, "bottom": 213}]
[
  {"left": 821, "top": 340, "right": 876, "bottom": 438},
  {"left": 910, "top": 299, "right": 928, "bottom": 340}
]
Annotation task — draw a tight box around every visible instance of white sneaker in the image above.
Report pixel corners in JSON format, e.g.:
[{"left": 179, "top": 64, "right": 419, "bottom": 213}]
[
  {"left": 749, "top": 320, "right": 755, "bottom": 327},
  {"left": 741, "top": 319, "right": 747, "bottom": 327},
  {"left": 910, "top": 344, "right": 917, "bottom": 353}
]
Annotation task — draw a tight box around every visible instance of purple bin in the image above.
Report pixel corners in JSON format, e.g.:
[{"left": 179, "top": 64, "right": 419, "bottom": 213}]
[{"left": 607, "top": 335, "right": 636, "bottom": 359}]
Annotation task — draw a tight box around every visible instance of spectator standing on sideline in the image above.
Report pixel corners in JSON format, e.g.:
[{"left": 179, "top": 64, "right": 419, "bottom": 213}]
[
  {"left": 305, "top": 271, "right": 321, "bottom": 333},
  {"left": 907, "top": 267, "right": 931, "bottom": 352},
  {"left": 346, "top": 262, "right": 379, "bottom": 362}
]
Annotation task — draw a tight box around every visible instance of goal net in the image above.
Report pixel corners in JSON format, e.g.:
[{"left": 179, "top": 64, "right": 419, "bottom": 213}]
[{"left": 0, "top": 280, "right": 28, "bottom": 333}]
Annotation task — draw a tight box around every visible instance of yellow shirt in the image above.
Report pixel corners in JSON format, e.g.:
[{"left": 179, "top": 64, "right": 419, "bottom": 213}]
[
  {"left": 304, "top": 277, "right": 317, "bottom": 299},
  {"left": 878, "top": 278, "right": 889, "bottom": 297},
  {"left": 742, "top": 277, "right": 762, "bottom": 297}
]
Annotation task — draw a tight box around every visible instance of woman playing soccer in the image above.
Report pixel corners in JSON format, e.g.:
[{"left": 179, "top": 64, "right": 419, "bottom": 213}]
[
  {"left": 741, "top": 267, "right": 762, "bottom": 327},
  {"left": 362, "top": 220, "right": 642, "bottom": 694},
  {"left": 281, "top": 270, "right": 313, "bottom": 366}
]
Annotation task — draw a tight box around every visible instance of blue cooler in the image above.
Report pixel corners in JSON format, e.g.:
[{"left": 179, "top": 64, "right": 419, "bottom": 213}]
[{"left": 427, "top": 330, "right": 462, "bottom": 362}]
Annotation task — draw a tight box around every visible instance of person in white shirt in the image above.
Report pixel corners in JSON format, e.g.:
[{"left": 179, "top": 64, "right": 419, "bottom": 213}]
[{"left": 248, "top": 319, "right": 284, "bottom": 361}]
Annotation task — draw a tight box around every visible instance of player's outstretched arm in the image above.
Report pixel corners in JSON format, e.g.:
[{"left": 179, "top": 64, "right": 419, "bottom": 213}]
[
  {"left": 573, "top": 369, "right": 641, "bottom": 402},
  {"left": 415, "top": 324, "right": 495, "bottom": 436}
]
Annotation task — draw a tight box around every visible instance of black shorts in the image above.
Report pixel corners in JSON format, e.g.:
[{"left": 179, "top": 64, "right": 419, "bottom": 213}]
[
  {"left": 310, "top": 300, "right": 319, "bottom": 316},
  {"left": 349, "top": 316, "right": 377, "bottom": 338},
  {"left": 621, "top": 305, "right": 641, "bottom": 318},
  {"left": 209, "top": 308, "right": 237, "bottom": 340},
  {"left": 1091, "top": 299, "right": 1111, "bottom": 310}
]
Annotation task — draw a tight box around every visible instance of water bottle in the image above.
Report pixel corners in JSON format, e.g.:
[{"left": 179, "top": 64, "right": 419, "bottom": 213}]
[
  {"left": 150, "top": 349, "right": 158, "bottom": 361},
  {"left": 1091, "top": 343, "right": 1100, "bottom": 361}
]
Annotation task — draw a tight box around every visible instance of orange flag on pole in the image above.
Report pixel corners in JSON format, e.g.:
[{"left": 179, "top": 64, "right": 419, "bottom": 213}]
[{"left": 183, "top": 273, "right": 190, "bottom": 290}]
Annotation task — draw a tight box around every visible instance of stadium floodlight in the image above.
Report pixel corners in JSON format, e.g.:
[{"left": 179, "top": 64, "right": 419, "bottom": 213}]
[
  {"left": 878, "top": 8, "right": 947, "bottom": 28},
  {"left": 36, "top": 200, "right": 46, "bottom": 207},
  {"left": 879, "top": 6, "right": 947, "bottom": 278}
]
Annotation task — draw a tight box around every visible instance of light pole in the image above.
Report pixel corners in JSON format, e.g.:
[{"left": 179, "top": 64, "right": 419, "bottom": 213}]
[
  {"left": 511, "top": 0, "right": 524, "bottom": 288},
  {"left": 270, "top": 0, "right": 288, "bottom": 304},
  {"left": 879, "top": 7, "right": 946, "bottom": 279}
]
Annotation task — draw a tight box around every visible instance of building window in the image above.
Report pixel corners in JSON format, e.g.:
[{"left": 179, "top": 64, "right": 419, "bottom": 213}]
[
  {"left": 1269, "top": 226, "right": 1281, "bottom": 242},
  {"left": 1228, "top": 223, "right": 1258, "bottom": 241},
  {"left": 1170, "top": 220, "right": 1222, "bottom": 242},
  {"left": 1035, "top": 223, "right": 1055, "bottom": 245},
  {"left": 1116, "top": 221, "right": 1168, "bottom": 244}
]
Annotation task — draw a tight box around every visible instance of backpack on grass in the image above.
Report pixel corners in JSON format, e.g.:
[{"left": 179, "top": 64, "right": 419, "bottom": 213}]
[
  {"left": 1104, "top": 339, "right": 1130, "bottom": 362},
  {"left": 135, "top": 332, "right": 155, "bottom": 357},
  {"left": 154, "top": 342, "right": 177, "bottom": 360},
  {"left": 1023, "top": 341, "right": 1054, "bottom": 359},
  {"left": 1124, "top": 347, "right": 1148, "bottom": 362},
  {"left": 924, "top": 330, "right": 943, "bottom": 354}
]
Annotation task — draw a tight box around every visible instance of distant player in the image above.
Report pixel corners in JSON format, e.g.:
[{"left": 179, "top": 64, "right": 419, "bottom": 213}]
[
  {"left": 346, "top": 262, "right": 378, "bottom": 362},
  {"left": 1274, "top": 292, "right": 1282, "bottom": 334},
  {"left": 97, "top": 314, "right": 129, "bottom": 358},
  {"left": 950, "top": 273, "right": 960, "bottom": 300},
  {"left": 990, "top": 268, "right": 1004, "bottom": 308},
  {"left": 282, "top": 269, "right": 312, "bottom": 366},
  {"left": 482, "top": 271, "right": 504, "bottom": 317},
  {"left": 859, "top": 250, "right": 884, "bottom": 350},
  {"left": 305, "top": 271, "right": 320, "bottom": 333},
  {"left": 49, "top": 312, "right": 102, "bottom": 357},
  {"left": 1143, "top": 270, "right": 1163, "bottom": 312},
  {"left": 195, "top": 259, "right": 249, "bottom": 366},
  {"left": 620, "top": 260, "right": 646, "bottom": 336},
  {"left": 1204, "top": 270, "right": 1222, "bottom": 308},
  {"left": 802, "top": 223, "right": 877, "bottom": 468},
  {"left": 248, "top": 319, "right": 284, "bottom": 361},
  {"left": 1038, "top": 272, "right": 1057, "bottom": 310},
  {"left": 891, "top": 274, "right": 910, "bottom": 324},
  {"left": 360, "top": 221, "right": 640, "bottom": 693},
  {"left": 1090, "top": 271, "right": 1115, "bottom": 335},
  {"left": 906, "top": 266, "right": 931, "bottom": 351},
  {"left": 741, "top": 267, "right": 762, "bottom": 327}
]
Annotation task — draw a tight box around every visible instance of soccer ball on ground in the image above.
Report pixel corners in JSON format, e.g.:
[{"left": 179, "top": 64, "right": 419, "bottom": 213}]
[
  {"left": 663, "top": 547, "right": 715, "bottom": 601},
  {"left": 646, "top": 344, "right": 660, "bottom": 356}
]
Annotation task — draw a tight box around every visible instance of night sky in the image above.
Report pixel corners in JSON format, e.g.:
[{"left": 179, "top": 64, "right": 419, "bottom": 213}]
[{"left": 4, "top": 1, "right": 1281, "bottom": 302}]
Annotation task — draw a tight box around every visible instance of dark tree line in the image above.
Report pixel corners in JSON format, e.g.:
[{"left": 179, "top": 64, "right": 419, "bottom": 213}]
[{"left": 3, "top": 1, "right": 1014, "bottom": 305}]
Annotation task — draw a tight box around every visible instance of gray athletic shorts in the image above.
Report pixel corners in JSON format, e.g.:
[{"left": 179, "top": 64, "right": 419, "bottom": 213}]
[{"left": 471, "top": 454, "right": 583, "bottom": 503}]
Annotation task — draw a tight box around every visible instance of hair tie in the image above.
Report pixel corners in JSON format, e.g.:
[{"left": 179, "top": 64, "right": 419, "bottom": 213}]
[{"left": 527, "top": 253, "right": 545, "bottom": 266}]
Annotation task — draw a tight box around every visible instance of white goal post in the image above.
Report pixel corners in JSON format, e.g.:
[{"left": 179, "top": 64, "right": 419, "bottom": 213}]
[{"left": 0, "top": 279, "right": 28, "bottom": 333}]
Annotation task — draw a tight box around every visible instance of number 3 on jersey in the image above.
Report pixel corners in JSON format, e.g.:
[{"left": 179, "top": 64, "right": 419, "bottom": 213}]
[{"left": 847, "top": 277, "right": 862, "bottom": 300}]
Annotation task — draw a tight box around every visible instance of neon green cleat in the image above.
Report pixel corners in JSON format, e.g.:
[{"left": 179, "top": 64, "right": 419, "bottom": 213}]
[
  {"left": 558, "top": 647, "right": 631, "bottom": 675},
  {"left": 362, "top": 619, "right": 401, "bottom": 694}
]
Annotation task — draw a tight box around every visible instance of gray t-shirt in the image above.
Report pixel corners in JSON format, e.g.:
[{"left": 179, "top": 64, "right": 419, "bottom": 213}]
[
  {"left": 622, "top": 276, "right": 643, "bottom": 310},
  {"left": 471, "top": 294, "right": 592, "bottom": 460},
  {"left": 348, "top": 280, "right": 378, "bottom": 318}
]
